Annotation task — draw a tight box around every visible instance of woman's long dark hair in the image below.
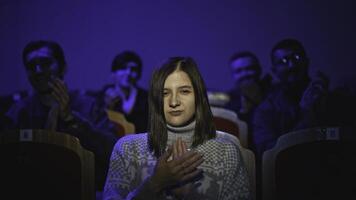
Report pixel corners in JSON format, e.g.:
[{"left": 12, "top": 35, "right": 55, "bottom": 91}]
[{"left": 148, "top": 57, "right": 216, "bottom": 157}]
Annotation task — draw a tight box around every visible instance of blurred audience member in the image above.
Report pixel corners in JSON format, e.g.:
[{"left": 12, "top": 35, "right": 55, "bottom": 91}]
[
  {"left": 92, "top": 50, "right": 148, "bottom": 138},
  {"left": 252, "top": 38, "right": 330, "bottom": 157},
  {"left": 225, "top": 51, "right": 272, "bottom": 146},
  {"left": 3, "top": 40, "right": 116, "bottom": 191}
]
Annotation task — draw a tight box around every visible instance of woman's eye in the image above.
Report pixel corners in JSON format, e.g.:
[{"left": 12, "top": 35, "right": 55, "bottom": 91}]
[{"left": 181, "top": 90, "right": 191, "bottom": 94}]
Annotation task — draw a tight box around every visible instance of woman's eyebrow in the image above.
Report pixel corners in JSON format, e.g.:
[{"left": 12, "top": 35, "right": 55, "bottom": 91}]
[{"left": 178, "top": 85, "right": 193, "bottom": 89}]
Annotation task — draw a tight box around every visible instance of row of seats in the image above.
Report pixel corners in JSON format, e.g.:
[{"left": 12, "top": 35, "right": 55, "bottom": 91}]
[
  {"left": 211, "top": 106, "right": 356, "bottom": 200},
  {"left": 1, "top": 107, "right": 354, "bottom": 199}
]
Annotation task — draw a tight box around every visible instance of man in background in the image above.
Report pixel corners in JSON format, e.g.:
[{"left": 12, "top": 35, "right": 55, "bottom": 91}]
[{"left": 4, "top": 40, "right": 116, "bottom": 192}]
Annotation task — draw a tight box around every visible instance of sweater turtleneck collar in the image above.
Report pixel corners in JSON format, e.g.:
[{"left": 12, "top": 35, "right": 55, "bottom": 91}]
[{"left": 167, "top": 121, "right": 196, "bottom": 148}]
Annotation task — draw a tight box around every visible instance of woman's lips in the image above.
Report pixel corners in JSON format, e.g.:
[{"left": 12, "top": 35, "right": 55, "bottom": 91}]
[{"left": 169, "top": 111, "right": 183, "bottom": 116}]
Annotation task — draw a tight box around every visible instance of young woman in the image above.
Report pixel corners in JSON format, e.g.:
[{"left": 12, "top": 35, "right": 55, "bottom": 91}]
[{"left": 103, "top": 57, "right": 250, "bottom": 200}]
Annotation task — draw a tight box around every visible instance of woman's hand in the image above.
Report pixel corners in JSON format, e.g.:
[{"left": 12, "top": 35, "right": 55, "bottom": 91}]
[
  {"left": 149, "top": 140, "right": 204, "bottom": 194},
  {"left": 171, "top": 138, "right": 198, "bottom": 198}
]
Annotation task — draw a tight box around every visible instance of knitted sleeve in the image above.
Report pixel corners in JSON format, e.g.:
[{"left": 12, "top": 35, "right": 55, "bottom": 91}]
[
  {"left": 103, "top": 135, "right": 163, "bottom": 200},
  {"left": 103, "top": 139, "right": 132, "bottom": 200},
  {"left": 219, "top": 142, "right": 251, "bottom": 200}
]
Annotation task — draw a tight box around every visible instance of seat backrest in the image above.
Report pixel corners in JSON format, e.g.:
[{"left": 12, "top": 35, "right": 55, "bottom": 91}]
[
  {"left": 207, "top": 91, "right": 230, "bottom": 106},
  {"left": 217, "top": 131, "right": 256, "bottom": 200},
  {"left": 262, "top": 127, "right": 356, "bottom": 200},
  {"left": 211, "top": 106, "right": 248, "bottom": 147},
  {"left": 0, "top": 129, "right": 95, "bottom": 200},
  {"left": 106, "top": 109, "right": 135, "bottom": 137}
]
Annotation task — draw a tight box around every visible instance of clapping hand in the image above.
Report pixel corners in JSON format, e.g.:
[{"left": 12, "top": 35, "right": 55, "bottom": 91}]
[
  {"left": 170, "top": 138, "right": 199, "bottom": 198},
  {"left": 150, "top": 139, "right": 204, "bottom": 194},
  {"left": 49, "top": 78, "right": 71, "bottom": 120},
  {"left": 299, "top": 71, "right": 329, "bottom": 111},
  {"left": 104, "top": 87, "right": 122, "bottom": 110}
]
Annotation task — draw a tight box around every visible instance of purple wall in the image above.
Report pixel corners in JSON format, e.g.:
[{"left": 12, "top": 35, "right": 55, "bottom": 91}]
[{"left": 1, "top": 0, "right": 355, "bottom": 95}]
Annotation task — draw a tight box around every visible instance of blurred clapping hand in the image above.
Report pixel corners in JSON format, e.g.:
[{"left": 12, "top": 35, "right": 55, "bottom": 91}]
[
  {"left": 299, "top": 70, "right": 329, "bottom": 111},
  {"left": 104, "top": 87, "right": 124, "bottom": 111}
]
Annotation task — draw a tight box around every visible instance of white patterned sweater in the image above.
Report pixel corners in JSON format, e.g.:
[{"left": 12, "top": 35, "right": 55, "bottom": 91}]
[{"left": 103, "top": 121, "right": 251, "bottom": 200}]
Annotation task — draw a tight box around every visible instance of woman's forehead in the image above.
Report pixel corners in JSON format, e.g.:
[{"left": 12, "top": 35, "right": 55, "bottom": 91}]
[{"left": 164, "top": 70, "right": 192, "bottom": 89}]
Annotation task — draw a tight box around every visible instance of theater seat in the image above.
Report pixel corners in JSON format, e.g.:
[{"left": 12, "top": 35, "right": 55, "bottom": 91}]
[
  {"left": 0, "top": 129, "right": 95, "bottom": 200},
  {"left": 211, "top": 106, "right": 248, "bottom": 148},
  {"left": 262, "top": 127, "right": 356, "bottom": 200}
]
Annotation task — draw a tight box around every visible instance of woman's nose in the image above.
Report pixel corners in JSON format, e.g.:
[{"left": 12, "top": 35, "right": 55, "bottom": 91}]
[{"left": 169, "top": 94, "right": 180, "bottom": 107}]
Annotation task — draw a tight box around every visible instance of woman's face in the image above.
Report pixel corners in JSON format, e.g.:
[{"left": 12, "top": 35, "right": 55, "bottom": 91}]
[{"left": 163, "top": 69, "right": 196, "bottom": 127}]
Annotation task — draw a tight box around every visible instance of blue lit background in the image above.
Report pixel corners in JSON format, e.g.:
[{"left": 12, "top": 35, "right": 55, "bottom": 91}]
[{"left": 1, "top": 0, "right": 355, "bottom": 95}]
